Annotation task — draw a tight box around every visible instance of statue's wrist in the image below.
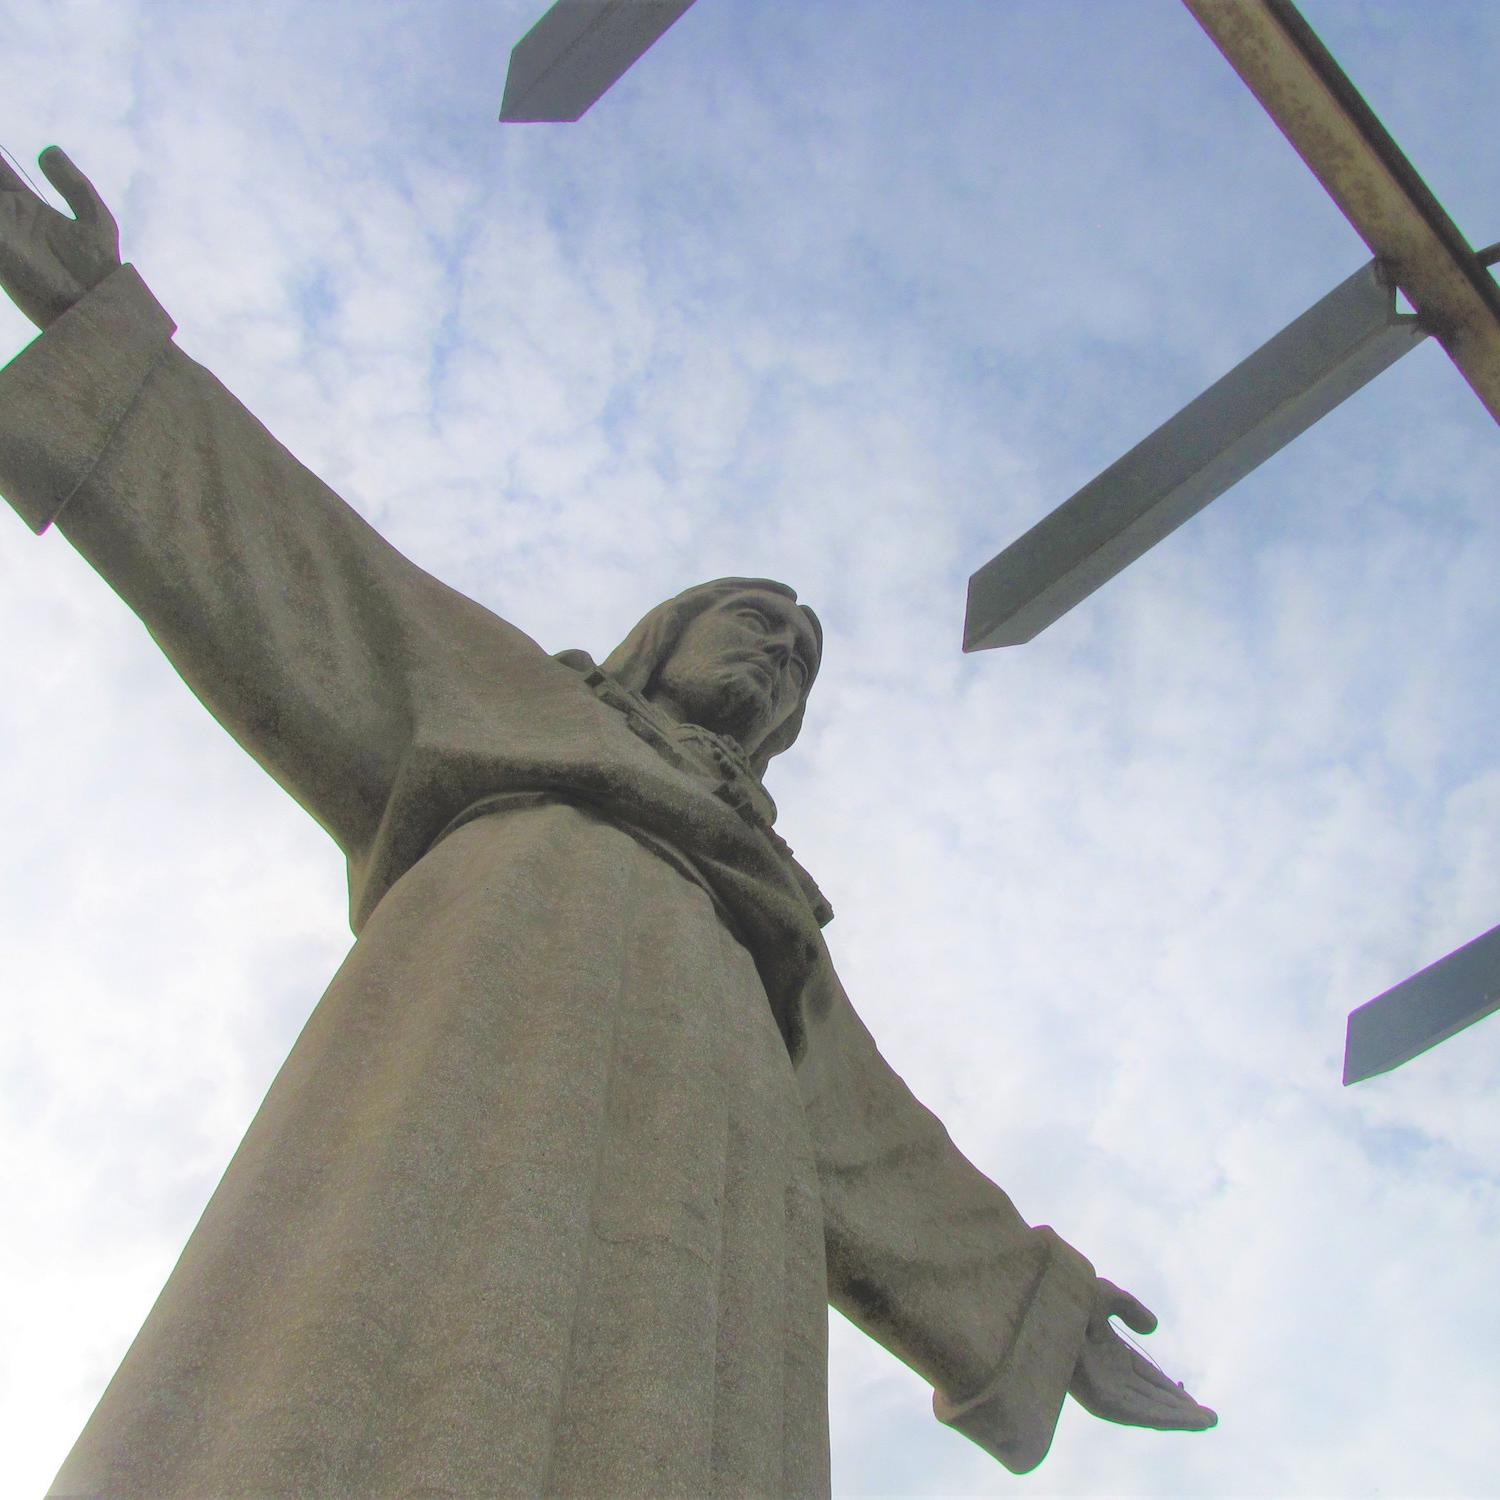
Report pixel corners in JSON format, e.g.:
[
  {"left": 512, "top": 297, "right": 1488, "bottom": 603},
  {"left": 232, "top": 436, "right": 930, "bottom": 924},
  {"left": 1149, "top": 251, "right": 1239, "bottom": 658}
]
[{"left": 44, "top": 265, "right": 121, "bottom": 327}]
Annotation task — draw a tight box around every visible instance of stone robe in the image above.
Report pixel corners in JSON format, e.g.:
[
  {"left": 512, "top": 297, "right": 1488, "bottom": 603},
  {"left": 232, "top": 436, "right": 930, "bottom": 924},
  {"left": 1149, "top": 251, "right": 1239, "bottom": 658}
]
[{"left": 0, "top": 266, "right": 1098, "bottom": 1499}]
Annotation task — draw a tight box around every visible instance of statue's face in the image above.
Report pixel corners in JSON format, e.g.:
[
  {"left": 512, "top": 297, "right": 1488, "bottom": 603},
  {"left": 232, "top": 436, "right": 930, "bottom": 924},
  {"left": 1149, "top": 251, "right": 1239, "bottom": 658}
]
[{"left": 648, "top": 589, "right": 819, "bottom": 756}]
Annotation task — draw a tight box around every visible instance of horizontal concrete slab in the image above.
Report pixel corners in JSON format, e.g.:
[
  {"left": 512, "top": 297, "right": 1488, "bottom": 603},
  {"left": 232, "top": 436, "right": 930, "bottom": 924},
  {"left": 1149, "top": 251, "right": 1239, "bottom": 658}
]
[
  {"left": 964, "top": 260, "right": 1424, "bottom": 651},
  {"left": 1344, "top": 923, "right": 1500, "bottom": 1084},
  {"left": 501, "top": 0, "right": 697, "bottom": 122}
]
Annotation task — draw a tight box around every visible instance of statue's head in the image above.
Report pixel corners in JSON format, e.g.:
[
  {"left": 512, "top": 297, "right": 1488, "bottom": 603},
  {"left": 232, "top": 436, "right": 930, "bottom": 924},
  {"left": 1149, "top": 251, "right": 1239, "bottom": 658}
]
[{"left": 603, "top": 579, "right": 822, "bottom": 777}]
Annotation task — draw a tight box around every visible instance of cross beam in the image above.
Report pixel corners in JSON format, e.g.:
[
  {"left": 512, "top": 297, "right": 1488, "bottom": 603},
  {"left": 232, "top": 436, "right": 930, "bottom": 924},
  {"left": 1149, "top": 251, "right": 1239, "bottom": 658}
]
[
  {"left": 963, "top": 259, "right": 1425, "bottom": 650},
  {"left": 964, "top": 0, "right": 1498, "bottom": 652},
  {"left": 1343, "top": 924, "right": 1500, "bottom": 1084},
  {"left": 500, "top": 0, "right": 698, "bottom": 122}
]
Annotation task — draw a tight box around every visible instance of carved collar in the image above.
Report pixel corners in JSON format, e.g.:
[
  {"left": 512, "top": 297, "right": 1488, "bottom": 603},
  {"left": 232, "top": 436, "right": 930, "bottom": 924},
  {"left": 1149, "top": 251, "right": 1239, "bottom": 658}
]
[{"left": 558, "top": 651, "right": 833, "bottom": 926}]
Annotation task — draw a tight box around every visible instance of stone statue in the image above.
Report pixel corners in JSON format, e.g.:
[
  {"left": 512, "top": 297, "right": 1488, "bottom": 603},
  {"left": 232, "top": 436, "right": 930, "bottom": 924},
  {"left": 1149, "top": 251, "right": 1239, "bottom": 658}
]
[{"left": 0, "top": 147, "right": 1215, "bottom": 1499}]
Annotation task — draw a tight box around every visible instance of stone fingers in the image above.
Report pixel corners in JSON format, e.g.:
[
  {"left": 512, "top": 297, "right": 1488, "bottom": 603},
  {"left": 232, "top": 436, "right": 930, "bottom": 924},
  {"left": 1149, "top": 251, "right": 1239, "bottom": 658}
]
[
  {"left": 0, "top": 149, "right": 33, "bottom": 197},
  {"left": 1121, "top": 1358, "right": 1217, "bottom": 1430},
  {"left": 1127, "top": 1347, "right": 1189, "bottom": 1395},
  {"left": 38, "top": 147, "right": 111, "bottom": 231},
  {"left": 1099, "top": 1277, "right": 1159, "bottom": 1335}
]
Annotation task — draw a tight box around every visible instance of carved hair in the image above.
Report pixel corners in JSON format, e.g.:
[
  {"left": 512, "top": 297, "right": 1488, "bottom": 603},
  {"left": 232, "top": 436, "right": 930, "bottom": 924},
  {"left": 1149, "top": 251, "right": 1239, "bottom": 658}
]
[{"left": 602, "top": 578, "right": 823, "bottom": 778}]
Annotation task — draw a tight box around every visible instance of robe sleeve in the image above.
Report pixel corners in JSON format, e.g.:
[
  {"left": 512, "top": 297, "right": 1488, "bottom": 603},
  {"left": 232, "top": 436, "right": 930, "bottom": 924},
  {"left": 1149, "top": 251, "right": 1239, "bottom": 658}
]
[
  {"left": 0, "top": 264, "right": 535, "bottom": 869},
  {"left": 798, "top": 974, "right": 1097, "bottom": 1473}
]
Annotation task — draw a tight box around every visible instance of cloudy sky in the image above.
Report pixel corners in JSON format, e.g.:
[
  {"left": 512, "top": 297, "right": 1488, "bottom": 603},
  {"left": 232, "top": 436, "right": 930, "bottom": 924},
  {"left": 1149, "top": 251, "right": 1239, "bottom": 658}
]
[{"left": 1, "top": 0, "right": 1497, "bottom": 1495}]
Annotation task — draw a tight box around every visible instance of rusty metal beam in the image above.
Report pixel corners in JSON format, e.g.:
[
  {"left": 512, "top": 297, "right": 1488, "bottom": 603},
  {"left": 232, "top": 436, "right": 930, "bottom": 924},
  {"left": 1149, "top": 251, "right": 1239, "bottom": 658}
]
[{"left": 1183, "top": 0, "right": 1500, "bottom": 423}]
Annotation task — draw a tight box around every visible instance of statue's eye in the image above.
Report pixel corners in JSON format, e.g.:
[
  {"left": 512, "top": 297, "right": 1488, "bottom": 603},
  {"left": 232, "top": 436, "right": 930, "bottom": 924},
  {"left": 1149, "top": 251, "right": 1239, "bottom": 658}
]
[{"left": 737, "top": 607, "right": 771, "bottom": 630}]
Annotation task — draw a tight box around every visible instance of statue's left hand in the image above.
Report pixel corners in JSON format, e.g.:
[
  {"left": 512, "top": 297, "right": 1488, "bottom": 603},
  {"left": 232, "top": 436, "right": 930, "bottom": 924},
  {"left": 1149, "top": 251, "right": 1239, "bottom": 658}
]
[
  {"left": 1068, "top": 1278, "right": 1217, "bottom": 1432},
  {"left": 0, "top": 146, "right": 120, "bottom": 329}
]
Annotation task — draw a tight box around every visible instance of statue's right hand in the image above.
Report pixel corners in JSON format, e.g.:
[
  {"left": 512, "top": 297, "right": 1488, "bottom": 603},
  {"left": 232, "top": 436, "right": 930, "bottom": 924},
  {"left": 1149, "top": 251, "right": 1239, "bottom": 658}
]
[{"left": 0, "top": 146, "right": 121, "bottom": 329}]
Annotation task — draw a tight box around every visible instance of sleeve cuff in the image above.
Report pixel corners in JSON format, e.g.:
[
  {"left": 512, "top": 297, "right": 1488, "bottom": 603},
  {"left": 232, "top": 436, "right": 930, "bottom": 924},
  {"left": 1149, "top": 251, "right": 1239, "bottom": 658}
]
[
  {"left": 0, "top": 264, "right": 176, "bottom": 534},
  {"left": 932, "top": 1226, "right": 1095, "bottom": 1474}
]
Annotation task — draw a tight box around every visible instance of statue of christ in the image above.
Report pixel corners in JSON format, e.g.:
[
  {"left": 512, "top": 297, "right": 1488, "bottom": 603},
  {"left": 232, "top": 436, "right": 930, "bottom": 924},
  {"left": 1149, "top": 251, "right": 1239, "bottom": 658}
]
[{"left": 0, "top": 146, "right": 1214, "bottom": 1499}]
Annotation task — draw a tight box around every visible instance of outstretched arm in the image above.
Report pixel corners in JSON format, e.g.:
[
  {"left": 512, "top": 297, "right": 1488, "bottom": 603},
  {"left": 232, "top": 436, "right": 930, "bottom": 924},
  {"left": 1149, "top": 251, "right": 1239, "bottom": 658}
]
[
  {"left": 0, "top": 148, "right": 540, "bottom": 866},
  {"left": 799, "top": 966, "right": 1213, "bottom": 1472}
]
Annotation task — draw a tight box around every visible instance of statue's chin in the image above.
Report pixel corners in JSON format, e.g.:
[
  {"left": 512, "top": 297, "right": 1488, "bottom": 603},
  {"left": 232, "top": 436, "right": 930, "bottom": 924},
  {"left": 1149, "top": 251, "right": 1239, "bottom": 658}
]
[
  {"left": 651, "top": 665, "right": 774, "bottom": 751},
  {"left": 698, "top": 676, "right": 773, "bottom": 749}
]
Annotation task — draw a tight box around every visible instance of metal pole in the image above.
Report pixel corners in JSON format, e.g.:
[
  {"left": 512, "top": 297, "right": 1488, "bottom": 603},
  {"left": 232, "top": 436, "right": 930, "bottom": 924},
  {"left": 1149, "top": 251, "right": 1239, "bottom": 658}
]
[{"left": 1184, "top": 0, "right": 1500, "bottom": 423}]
